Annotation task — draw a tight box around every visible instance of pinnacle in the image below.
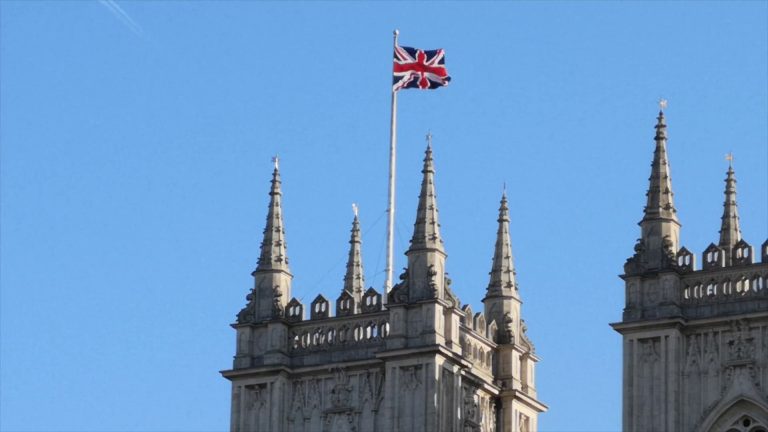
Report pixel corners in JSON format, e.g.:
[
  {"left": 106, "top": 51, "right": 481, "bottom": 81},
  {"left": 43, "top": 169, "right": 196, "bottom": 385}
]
[
  {"left": 254, "top": 165, "right": 291, "bottom": 274},
  {"left": 343, "top": 212, "right": 365, "bottom": 296},
  {"left": 643, "top": 110, "right": 678, "bottom": 223},
  {"left": 718, "top": 162, "right": 741, "bottom": 252},
  {"left": 487, "top": 191, "right": 518, "bottom": 296},
  {"left": 408, "top": 144, "right": 445, "bottom": 254}
]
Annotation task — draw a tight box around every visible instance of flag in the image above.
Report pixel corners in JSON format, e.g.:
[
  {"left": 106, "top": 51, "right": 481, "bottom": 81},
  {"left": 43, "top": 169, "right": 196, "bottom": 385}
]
[{"left": 392, "top": 46, "right": 451, "bottom": 92}]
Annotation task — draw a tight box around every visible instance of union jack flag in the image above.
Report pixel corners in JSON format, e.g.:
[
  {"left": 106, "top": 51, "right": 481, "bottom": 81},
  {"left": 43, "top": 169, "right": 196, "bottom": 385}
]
[{"left": 392, "top": 46, "right": 451, "bottom": 92}]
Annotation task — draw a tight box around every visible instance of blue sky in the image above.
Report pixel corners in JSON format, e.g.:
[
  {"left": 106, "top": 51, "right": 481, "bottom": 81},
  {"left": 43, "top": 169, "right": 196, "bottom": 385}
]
[{"left": 1, "top": 1, "right": 766, "bottom": 431}]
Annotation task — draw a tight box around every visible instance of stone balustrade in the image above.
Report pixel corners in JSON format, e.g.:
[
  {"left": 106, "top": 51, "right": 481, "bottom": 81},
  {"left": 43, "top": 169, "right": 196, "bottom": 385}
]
[
  {"left": 288, "top": 311, "right": 390, "bottom": 353},
  {"left": 682, "top": 269, "right": 768, "bottom": 303}
]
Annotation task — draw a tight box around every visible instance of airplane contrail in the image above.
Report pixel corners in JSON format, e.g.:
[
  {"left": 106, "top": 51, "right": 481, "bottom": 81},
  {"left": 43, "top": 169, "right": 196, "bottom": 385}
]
[{"left": 98, "top": 0, "right": 144, "bottom": 38}]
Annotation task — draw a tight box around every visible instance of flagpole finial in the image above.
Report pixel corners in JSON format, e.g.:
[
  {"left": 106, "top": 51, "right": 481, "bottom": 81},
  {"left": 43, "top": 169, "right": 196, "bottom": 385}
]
[
  {"left": 393, "top": 29, "right": 399, "bottom": 36},
  {"left": 272, "top": 155, "right": 279, "bottom": 170}
]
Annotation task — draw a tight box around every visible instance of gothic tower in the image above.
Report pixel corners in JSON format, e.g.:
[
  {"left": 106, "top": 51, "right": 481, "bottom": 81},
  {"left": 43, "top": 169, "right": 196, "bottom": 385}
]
[
  {"left": 222, "top": 145, "right": 546, "bottom": 432},
  {"left": 612, "top": 109, "right": 768, "bottom": 432}
]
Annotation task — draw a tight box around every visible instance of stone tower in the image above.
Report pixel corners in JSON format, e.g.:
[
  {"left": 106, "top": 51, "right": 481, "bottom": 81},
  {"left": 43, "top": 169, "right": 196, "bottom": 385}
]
[
  {"left": 221, "top": 145, "right": 546, "bottom": 432},
  {"left": 612, "top": 110, "right": 768, "bottom": 432}
]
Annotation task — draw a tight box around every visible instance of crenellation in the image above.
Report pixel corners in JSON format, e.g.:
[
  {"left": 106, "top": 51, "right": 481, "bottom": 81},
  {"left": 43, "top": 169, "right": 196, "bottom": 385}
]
[
  {"left": 473, "top": 312, "right": 487, "bottom": 336},
  {"left": 335, "top": 290, "right": 356, "bottom": 317},
  {"left": 613, "top": 110, "right": 768, "bottom": 432},
  {"left": 223, "top": 143, "right": 545, "bottom": 431},
  {"left": 703, "top": 243, "right": 726, "bottom": 270},
  {"left": 732, "top": 239, "right": 755, "bottom": 266},
  {"left": 762, "top": 240, "right": 768, "bottom": 263},
  {"left": 360, "top": 288, "right": 383, "bottom": 313},
  {"left": 676, "top": 247, "right": 696, "bottom": 272},
  {"left": 461, "top": 304, "right": 473, "bottom": 325},
  {"left": 309, "top": 295, "right": 330, "bottom": 320},
  {"left": 285, "top": 298, "right": 304, "bottom": 322}
]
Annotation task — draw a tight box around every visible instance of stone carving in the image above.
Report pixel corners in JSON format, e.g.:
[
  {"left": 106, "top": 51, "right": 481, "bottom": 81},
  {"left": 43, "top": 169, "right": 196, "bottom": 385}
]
[
  {"left": 624, "top": 238, "right": 646, "bottom": 274},
  {"left": 272, "top": 285, "right": 284, "bottom": 318},
  {"left": 462, "top": 384, "right": 481, "bottom": 431},
  {"left": 722, "top": 363, "right": 760, "bottom": 394},
  {"left": 248, "top": 385, "right": 268, "bottom": 411},
  {"left": 323, "top": 411, "right": 357, "bottom": 432},
  {"left": 520, "top": 319, "right": 535, "bottom": 353},
  {"left": 237, "top": 289, "right": 257, "bottom": 324},
  {"left": 246, "top": 385, "right": 269, "bottom": 431},
  {"left": 727, "top": 319, "right": 755, "bottom": 362},
  {"left": 388, "top": 268, "right": 410, "bottom": 304},
  {"left": 763, "top": 326, "right": 768, "bottom": 366},
  {"left": 503, "top": 312, "right": 515, "bottom": 344},
  {"left": 703, "top": 332, "right": 719, "bottom": 369},
  {"left": 359, "top": 370, "right": 384, "bottom": 410},
  {"left": 289, "top": 380, "right": 305, "bottom": 420},
  {"left": 662, "top": 235, "right": 676, "bottom": 267},
  {"left": 307, "top": 379, "right": 322, "bottom": 411},
  {"left": 487, "top": 398, "right": 497, "bottom": 432},
  {"left": 443, "top": 273, "right": 459, "bottom": 307},
  {"left": 428, "top": 264, "right": 439, "bottom": 298},
  {"left": 685, "top": 334, "right": 700, "bottom": 371},
  {"left": 329, "top": 367, "right": 353, "bottom": 409},
  {"left": 519, "top": 413, "right": 530, "bottom": 432}
]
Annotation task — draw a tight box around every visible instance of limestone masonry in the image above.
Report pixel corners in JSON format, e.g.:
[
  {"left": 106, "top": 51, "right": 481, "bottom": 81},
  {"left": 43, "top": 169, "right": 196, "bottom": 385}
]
[
  {"left": 612, "top": 110, "right": 768, "bottom": 432},
  {"left": 221, "top": 143, "right": 545, "bottom": 432},
  {"left": 221, "top": 109, "right": 768, "bottom": 431}
]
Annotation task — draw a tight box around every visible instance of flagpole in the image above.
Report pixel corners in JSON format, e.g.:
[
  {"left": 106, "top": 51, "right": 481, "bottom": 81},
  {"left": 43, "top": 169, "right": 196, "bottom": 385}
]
[{"left": 384, "top": 29, "right": 399, "bottom": 295}]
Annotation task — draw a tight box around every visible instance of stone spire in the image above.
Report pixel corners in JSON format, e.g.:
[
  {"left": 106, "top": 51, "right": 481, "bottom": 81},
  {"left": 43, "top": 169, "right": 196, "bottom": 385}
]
[
  {"left": 237, "top": 158, "right": 293, "bottom": 324},
  {"left": 718, "top": 157, "right": 741, "bottom": 258},
  {"left": 396, "top": 141, "right": 448, "bottom": 303},
  {"left": 642, "top": 110, "right": 679, "bottom": 224},
  {"left": 486, "top": 191, "right": 518, "bottom": 298},
  {"left": 255, "top": 160, "right": 290, "bottom": 273},
  {"left": 483, "top": 189, "right": 523, "bottom": 345},
  {"left": 343, "top": 205, "right": 365, "bottom": 302},
  {"left": 631, "top": 108, "right": 682, "bottom": 272},
  {"left": 408, "top": 143, "right": 445, "bottom": 254}
]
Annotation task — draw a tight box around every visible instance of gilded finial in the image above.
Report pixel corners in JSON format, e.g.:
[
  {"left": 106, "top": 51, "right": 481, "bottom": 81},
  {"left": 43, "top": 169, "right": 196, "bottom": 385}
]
[{"left": 725, "top": 152, "right": 734, "bottom": 168}]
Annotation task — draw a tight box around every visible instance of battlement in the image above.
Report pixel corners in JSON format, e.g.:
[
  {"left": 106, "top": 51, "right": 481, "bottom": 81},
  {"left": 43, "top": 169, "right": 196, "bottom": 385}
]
[
  {"left": 224, "top": 145, "right": 546, "bottom": 431},
  {"left": 232, "top": 288, "right": 501, "bottom": 374},
  {"left": 675, "top": 239, "right": 768, "bottom": 272}
]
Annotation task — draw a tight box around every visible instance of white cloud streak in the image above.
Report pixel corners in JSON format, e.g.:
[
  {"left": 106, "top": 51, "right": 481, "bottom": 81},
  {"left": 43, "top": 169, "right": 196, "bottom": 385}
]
[{"left": 98, "top": 0, "right": 144, "bottom": 38}]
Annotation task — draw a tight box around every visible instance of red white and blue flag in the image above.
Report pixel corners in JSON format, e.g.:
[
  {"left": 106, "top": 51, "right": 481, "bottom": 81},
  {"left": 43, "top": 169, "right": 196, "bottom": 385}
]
[{"left": 392, "top": 46, "right": 451, "bottom": 92}]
